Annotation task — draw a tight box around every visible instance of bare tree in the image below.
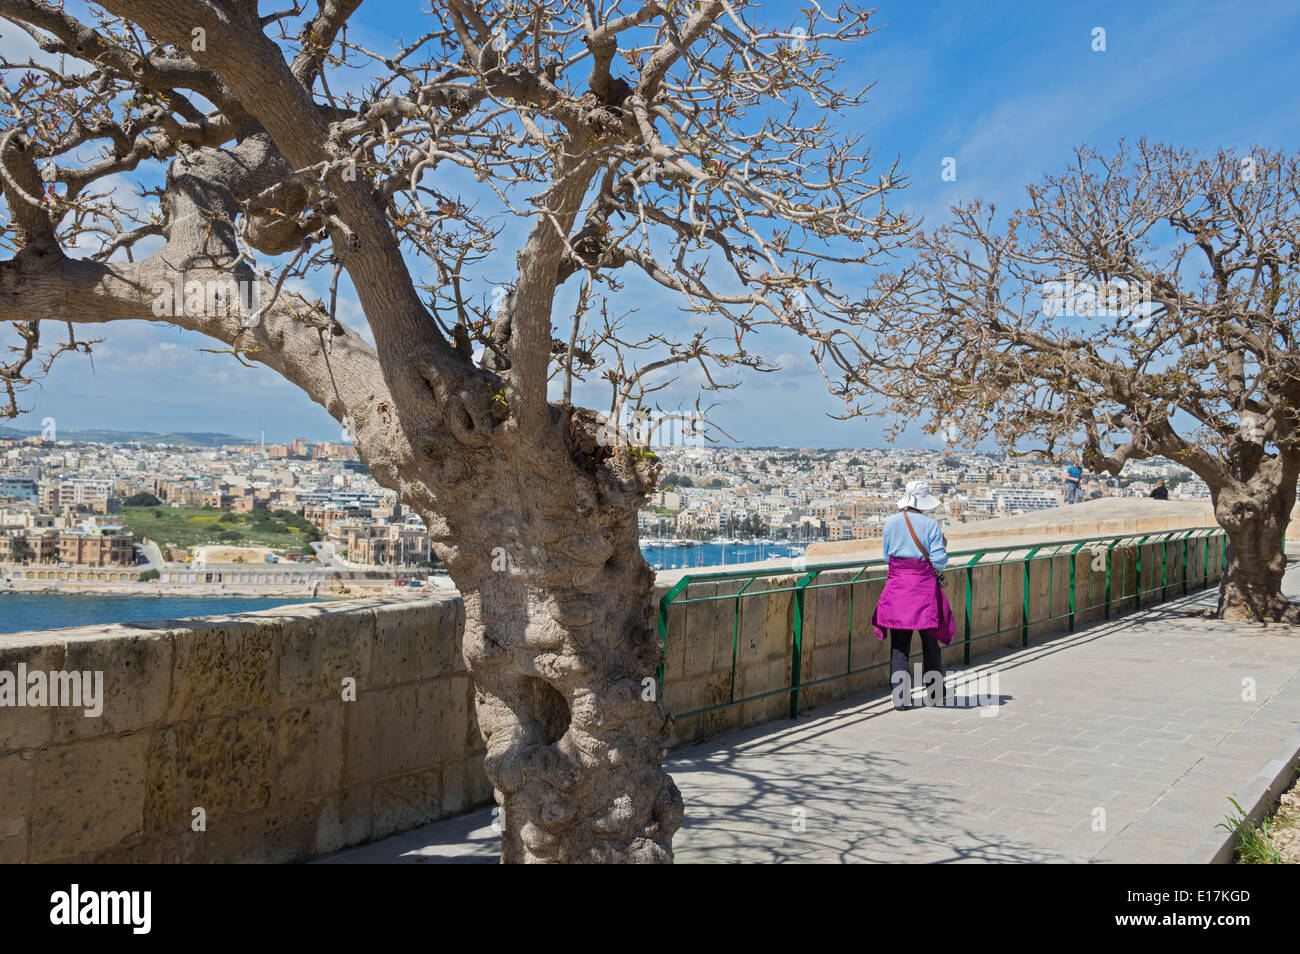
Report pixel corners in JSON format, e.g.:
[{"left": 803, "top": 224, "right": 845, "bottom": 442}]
[
  {"left": 0, "top": 0, "right": 910, "bottom": 861},
  {"left": 847, "top": 141, "right": 1300, "bottom": 622}
]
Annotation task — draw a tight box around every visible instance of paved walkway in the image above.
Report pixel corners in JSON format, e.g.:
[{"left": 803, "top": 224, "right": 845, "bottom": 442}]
[{"left": 318, "top": 569, "right": 1300, "bottom": 864}]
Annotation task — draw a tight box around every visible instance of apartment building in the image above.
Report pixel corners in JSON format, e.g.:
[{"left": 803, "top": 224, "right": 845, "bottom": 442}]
[
  {"left": 0, "top": 514, "right": 135, "bottom": 567},
  {"left": 990, "top": 488, "right": 1066, "bottom": 513},
  {"left": 315, "top": 442, "right": 360, "bottom": 460},
  {"left": 0, "top": 475, "right": 38, "bottom": 501},
  {"left": 38, "top": 477, "right": 116, "bottom": 514},
  {"left": 0, "top": 527, "right": 60, "bottom": 563},
  {"left": 163, "top": 481, "right": 206, "bottom": 508},
  {"left": 852, "top": 498, "right": 896, "bottom": 519},
  {"left": 58, "top": 528, "right": 137, "bottom": 567},
  {"left": 333, "top": 520, "right": 430, "bottom": 566},
  {"left": 0, "top": 507, "right": 58, "bottom": 529}
]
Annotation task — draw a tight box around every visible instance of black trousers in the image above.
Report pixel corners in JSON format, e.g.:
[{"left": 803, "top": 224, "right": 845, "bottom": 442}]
[{"left": 889, "top": 628, "right": 946, "bottom": 707}]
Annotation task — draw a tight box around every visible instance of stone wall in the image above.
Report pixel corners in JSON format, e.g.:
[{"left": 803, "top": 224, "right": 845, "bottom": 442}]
[
  {"left": 0, "top": 596, "right": 488, "bottom": 863},
  {"left": 0, "top": 533, "right": 1225, "bottom": 863},
  {"left": 3, "top": 565, "right": 142, "bottom": 583},
  {"left": 0, "top": 562, "right": 414, "bottom": 586}
]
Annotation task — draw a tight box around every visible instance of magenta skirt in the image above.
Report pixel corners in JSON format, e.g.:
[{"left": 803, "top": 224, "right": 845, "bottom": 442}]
[{"left": 870, "top": 556, "right": 955, "bottom": 645}]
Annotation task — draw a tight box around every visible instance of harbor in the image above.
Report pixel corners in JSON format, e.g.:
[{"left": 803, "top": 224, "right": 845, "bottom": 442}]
[{"left": 639, "top": 537, "right": 807, "bottom": 571}]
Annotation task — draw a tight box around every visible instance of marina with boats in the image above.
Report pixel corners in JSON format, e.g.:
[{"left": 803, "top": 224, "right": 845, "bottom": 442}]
[{"left": 639, "top": 537, "right": 807, "bottom": 571}]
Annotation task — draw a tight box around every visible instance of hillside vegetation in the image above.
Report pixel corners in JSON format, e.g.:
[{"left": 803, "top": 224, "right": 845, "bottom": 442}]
[{"left": 121, "top": 506, "right": 320, "bottom": 552}]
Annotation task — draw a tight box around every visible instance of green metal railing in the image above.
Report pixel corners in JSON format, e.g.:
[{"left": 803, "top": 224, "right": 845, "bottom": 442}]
[{"left": 658, "top": 527, "right": 1228, "bottom": 721}]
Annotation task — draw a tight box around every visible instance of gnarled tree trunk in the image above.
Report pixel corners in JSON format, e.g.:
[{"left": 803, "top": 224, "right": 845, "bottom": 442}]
[
  {"left": 416, "top": 406, "right": 682, "bottom": 862},
  {"left": 1212, "top": 473, "right": 1299, "bottom": 622}
]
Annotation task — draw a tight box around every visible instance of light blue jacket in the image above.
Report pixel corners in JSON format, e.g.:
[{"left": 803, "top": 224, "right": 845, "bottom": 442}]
[{"left": 882, "top": 511, "right": 948, "bottom": 569}]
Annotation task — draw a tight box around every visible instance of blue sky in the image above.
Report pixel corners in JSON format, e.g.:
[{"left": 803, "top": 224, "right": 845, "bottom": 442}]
[{"left": 5, "top": 0, "right": 1299, "bottom": 445}]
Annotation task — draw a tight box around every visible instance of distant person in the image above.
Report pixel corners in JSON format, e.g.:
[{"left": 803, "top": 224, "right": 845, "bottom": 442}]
[
  {"left": 872, "top": 480, "right": 955, "bottom": 710},
  {"left": 1150, "top": 480, "right": 1169, "bottom": 500},
  {"left": 1064, "top": 455, "right": 1084, "bottom": 504}
]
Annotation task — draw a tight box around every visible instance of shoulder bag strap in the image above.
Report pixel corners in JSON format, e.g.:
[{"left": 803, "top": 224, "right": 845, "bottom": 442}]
[{"left": 902, "top": 511, "right": 945, "bottom": 585}]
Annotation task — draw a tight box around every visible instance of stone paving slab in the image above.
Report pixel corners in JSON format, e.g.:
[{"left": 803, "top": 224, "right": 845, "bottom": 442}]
[{"left": 316, "top": 571, "right": 1300, "bottom": 864}]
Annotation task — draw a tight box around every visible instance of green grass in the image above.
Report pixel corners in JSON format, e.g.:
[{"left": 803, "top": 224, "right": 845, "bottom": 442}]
[
  {"left": 120, "top": 506, "right": 321, "bottom": 553},
  {"left": 1217, "top": 794, "right": 1289, "bottom": 864}
]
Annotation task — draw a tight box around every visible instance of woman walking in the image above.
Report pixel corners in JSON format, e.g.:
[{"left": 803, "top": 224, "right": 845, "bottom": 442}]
[{"left": 871, "top": 480, "right": 955, "bottom": 709}]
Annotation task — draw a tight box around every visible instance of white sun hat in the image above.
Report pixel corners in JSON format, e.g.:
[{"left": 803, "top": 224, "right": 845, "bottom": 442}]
[{"left": 897, "top": 479, "right": 941, "bottom": 511}]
